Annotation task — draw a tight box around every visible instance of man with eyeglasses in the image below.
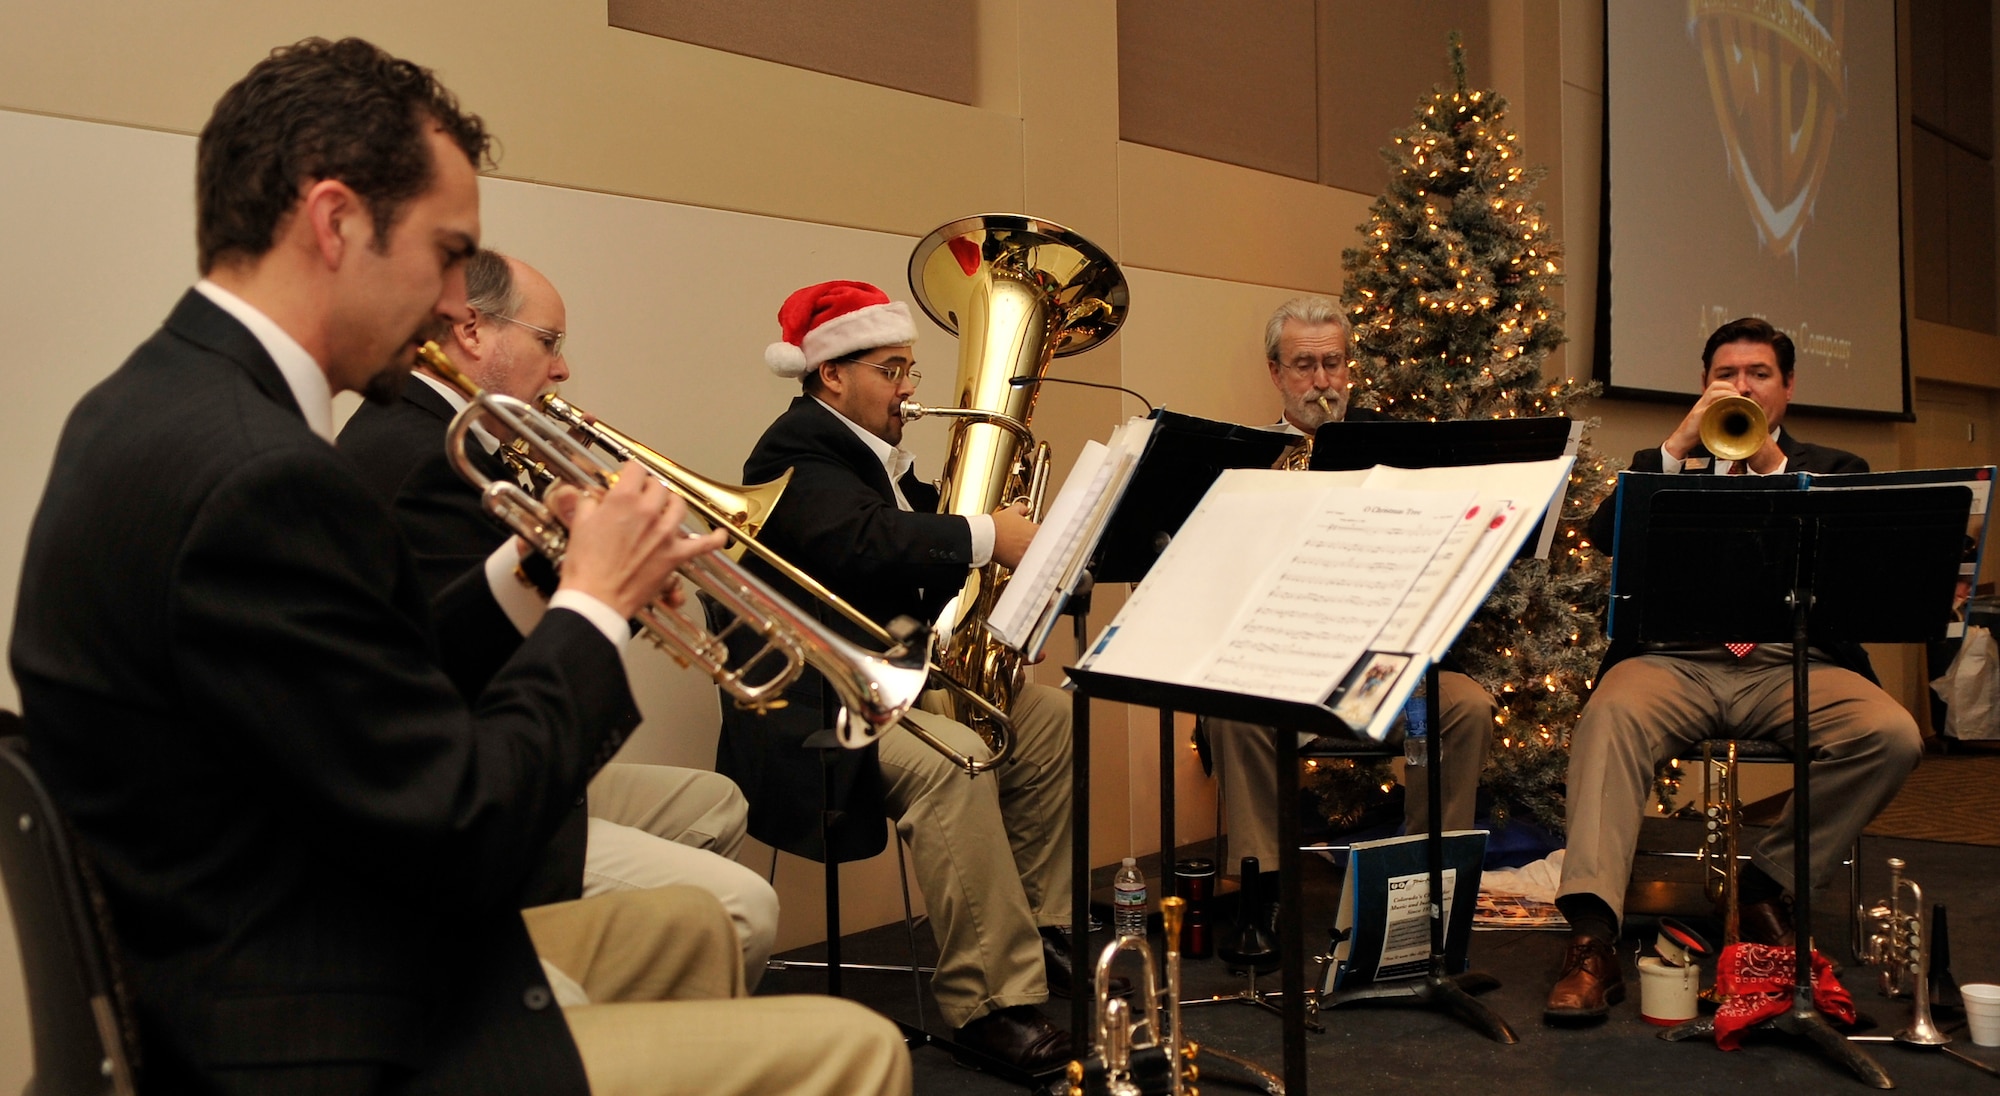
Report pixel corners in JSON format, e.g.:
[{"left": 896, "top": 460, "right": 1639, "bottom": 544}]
[
  {"left": 712, "top": 279, "right": 1087, "bottom": 1074},
  {"left": 1202, "top": 295, "right": 1496, "bottom": 942},
  {"left": 339, "top": 248, "right": 781, "bottom": 988}
]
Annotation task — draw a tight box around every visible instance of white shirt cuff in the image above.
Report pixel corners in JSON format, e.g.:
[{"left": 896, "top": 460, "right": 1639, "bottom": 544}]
[
  {"left": 1658, "top": 445, "right": 1684, "bottom": 473},
  {"left": 548, "top": 590, "right": 632, "bottom": 652},
  {"left": 485, "top": 542, "right": 547, "bottom": 636},
  {"left": 967, "top": 513, "right": 996, "bottom": 567}
]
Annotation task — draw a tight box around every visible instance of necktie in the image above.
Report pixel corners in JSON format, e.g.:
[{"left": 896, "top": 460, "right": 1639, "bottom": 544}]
[{"left": 1725, "top": 642, "right": 1757, "bottom": 658}]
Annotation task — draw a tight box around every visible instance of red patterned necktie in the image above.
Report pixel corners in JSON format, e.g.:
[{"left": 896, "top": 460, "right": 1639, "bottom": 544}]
[{"left": 1725, "top": 642, "right": 1757, "bottom": 658}]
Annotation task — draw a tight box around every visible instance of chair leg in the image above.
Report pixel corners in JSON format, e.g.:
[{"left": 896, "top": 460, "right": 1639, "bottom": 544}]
[{"left": 895, "top": 835, "right": 928, "bottom": 1029}]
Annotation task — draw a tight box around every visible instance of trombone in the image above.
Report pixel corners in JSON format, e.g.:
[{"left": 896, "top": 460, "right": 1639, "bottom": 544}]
[{"left": 418, "top": 343, "right": 929, "bottom": 749}]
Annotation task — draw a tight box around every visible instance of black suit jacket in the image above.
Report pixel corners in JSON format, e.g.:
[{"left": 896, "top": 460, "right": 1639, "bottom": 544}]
[
  {"left": 1587, "top": 429, "right": 1877, "bottom": 680},
  {"left": 338, "top": 380, "right": 590, "bottom": 906},
  {"left": 716, "top": 396, "right": 973, "bottom": 861},
  {"left": 10, "top": 291, "right": 635, "bottom": 1094}
]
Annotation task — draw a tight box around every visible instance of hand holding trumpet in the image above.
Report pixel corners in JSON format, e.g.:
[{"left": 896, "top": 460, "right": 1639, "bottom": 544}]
[
  {"left": 543, "top": 465, "right": 730, "bottom": 618},
  {"left": 1665, "top": 380, "right": 1783, "bottom": 474}
]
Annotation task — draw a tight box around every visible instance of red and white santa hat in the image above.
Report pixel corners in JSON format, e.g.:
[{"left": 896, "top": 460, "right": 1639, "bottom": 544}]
[{"left": 764, "top": 280, "right": 918, "bottom": 379}]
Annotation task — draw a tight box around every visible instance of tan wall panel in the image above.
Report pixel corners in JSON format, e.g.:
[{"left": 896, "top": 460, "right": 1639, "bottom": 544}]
[
  {"left": 609, "top": 0, "right": 977, "bottom": 105},
  {"left": 1912, "top": 317, "right": 2000, "bottom": 387},
  {"left": 1118, "top": 0, "right": 1320, "bottom": 181},
  {"left": 1319, "top": 0, "right": 1492, "bottom": 194},
  {"left": 1118, "top": 141, "right": 1373, "bottom": 291},
  {"left": 0, "top": 0, "right": 1024, "bottom": 237}
]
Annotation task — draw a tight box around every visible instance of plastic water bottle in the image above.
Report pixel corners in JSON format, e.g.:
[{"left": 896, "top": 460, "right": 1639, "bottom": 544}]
[
  {"left": 1113, "top": 857, "right": 1147, "bottom": 937},
  {"left": 1402, "top": 691, "right": 1429, "bottom": 768}
]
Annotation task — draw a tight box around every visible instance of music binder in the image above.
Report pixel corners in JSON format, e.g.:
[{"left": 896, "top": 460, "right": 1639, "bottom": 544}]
[{"left": 1074, "top": 457, "right": 1573, "bottom": 742}]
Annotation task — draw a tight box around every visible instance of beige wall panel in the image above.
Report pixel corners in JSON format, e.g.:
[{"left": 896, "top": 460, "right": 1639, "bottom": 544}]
[
  {"left": 1119, "top": 0, "right": 1320, "bottom": 182},
  {"left": 0, "top": 0, "right": 1024, "bottom": 237},
  {"left": 1318, "top": 0, "right": 1492, "bottom": 194},
  {"left": 608, "top": 0, "right": 977, "bottom": 105},
  {"left": 1121, "top": 267, "right": 1326, "bottom": 427},
  {"left": 1560, "top": 82, "right": 1603, "bottom": 381},
  {"left": 1912, "top": 320, "right": 2000, "bottom": 389},
  {"left": 1559, "top": 0, "right": 1605, "bottom": 96},
  {"left": 1118, "top": 141, "right": 1373, "bottom": 292}
]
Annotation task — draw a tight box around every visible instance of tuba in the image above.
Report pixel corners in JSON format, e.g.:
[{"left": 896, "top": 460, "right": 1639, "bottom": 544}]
[
  {"left": 903, "top": 214, "right": 1129, "bottom": 735},
  {"left": 419, "top": 343, "right": 930, "bottom": 747}
]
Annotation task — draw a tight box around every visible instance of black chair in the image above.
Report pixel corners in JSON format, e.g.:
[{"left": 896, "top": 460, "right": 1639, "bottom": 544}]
[{"left": 0, "top": 716, "right": 139, "bottom": 1095}]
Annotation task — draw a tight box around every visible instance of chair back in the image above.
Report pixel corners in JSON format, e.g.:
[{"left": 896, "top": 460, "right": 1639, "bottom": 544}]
[{"left": 0, "top": 717, "right": 138, "bottom": 1095}]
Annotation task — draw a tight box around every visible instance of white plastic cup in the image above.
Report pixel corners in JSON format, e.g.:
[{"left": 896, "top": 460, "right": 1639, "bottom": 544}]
[
  {"left": 1638, "top": 956, "right": 1701, "bottom": 1025},
  {"left": 1962, "top": 983, "right": 2000, "bottom": 1047}
]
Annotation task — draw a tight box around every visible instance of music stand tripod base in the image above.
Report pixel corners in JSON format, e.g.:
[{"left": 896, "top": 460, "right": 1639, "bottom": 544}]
[
  {"left": 1314, "top": 665, "right": 1518, "bottom": 1046},
  {"left": 1660, "top": 996, "right": 1892, "bottom": 1089}
]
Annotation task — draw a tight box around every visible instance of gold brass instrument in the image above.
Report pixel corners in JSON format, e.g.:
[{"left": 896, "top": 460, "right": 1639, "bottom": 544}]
[
  {"left": 1699, "top": 393, "right": 1769, "bottom": 463},
  {"left": 472, "top": 378, "right": 1018, "bottom": 775},
  {"left": 1695, "top": 742, "right": 1743, "bottom": 1003},
  {"left": 905, "top": 214, "right": 1129, "bottom": 736},
  {"left": 417, "top": 343, "right": 929, "bottom": 747},
  {"left": 1068, "top": 897, "right": 1200, "bottom": 1096},
  {"left": 1857, "top": 857, "right": 1949, "bottom": 1047}
]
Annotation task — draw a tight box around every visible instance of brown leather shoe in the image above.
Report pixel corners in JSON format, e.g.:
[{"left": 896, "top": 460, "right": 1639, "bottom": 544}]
[
  {"left": 1040, "top": 926, "right": 1132, "bottom": 1000},
  {"left": 953, "top": 1005, "right": 1074, "bottom": 1075},
  {"left": 1544, "top": 935, "right": 1625, "bottom": 1021},
  {"left": 1738, "top": 896, "right": 1797, "bottom": 947}
]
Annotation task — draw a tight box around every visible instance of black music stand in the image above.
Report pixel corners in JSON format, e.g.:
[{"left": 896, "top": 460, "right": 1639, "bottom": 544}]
[{"left": 1610, "top": 481, "right": 1970, "bottom": 1088}]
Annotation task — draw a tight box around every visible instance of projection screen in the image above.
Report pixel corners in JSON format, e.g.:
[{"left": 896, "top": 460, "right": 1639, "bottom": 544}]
[{"left": 1601, "top": 0, "right": 1908, "bottom": 417}]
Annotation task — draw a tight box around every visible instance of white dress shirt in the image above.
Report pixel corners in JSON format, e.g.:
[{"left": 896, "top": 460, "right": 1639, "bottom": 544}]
[
  {"left": 1656, "top": 425, "right": 1789, "bottom": 476},
  {"left": 192, "top": 281, "right": 626, "bottom": 650},
  {"left": 813, "top": 396, "right": 996, "bottom": 566}
]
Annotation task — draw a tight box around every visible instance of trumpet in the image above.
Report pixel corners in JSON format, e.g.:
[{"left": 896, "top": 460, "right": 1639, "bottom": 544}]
[
  {"left": 418, "top": 343, "right": 929, "bottom": 748},
  {"left": 1699, "top": 394, "right": 1769, "bottom": 463},
  {"left": 527, "top": 389, "right": 1020, "bottom": 777},
  {"left": 1069, "top": 898, "right": 1199, "bottom": 1096},
  {"left": 1856, "top": 857, "right": 1949, "bottom": 1047}
]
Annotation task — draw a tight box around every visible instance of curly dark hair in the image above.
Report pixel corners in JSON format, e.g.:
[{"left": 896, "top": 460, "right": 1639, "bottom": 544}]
[
  {"left": 1702, "top": 316, "right": 1796, "bottom": 379},
  {"left": 195, "top": 37, "right": 490, "bottom": 274}
]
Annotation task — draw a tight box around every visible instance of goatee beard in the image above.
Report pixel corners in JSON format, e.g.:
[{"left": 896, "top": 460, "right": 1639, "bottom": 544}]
[{"left": 360, "top": 364, "right": 410, "bottom": 405}]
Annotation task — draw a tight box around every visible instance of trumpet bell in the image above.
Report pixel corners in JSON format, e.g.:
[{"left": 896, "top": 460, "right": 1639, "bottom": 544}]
[{"left": 1699, "top": 394, "right": 1769, "bottom": 462}]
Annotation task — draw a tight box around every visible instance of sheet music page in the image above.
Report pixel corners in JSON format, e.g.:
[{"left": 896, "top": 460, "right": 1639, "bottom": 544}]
[
  {"left": 987, "top": 439, "right": 1111, "bottom": 647},
  {"left": 1078, "top": 469, "right": 1472, "bottom": 705},
  {"left": 1369, "top": 501, "right": 1493, "bottom": 650}
]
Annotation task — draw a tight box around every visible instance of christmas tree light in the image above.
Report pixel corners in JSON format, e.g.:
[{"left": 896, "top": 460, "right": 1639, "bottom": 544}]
[{"left": 1318, "top": 34, "right": 1621, "bottom": 834}]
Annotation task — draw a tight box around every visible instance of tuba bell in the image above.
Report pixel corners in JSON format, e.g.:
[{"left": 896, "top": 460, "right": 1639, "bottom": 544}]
[
  {"left": 903, "top": 214, "right": 1129, "bottom": 736},
  {"left": 1698, "top": 394, "right": 1768, "bottom": 463}
]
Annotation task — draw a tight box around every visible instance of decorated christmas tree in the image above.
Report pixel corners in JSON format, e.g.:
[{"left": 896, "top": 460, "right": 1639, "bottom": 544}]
[{"left": 1314, "top": 36, "right": 1619, "bottom": 833}]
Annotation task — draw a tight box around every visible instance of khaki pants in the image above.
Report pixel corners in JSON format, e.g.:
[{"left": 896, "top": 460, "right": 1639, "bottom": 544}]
[
  {"left": 1208, "top": 670, "right": 1494, "bottom": 870},
  {"left": 524, "top": 887, "right": 910, "bottom": 1096},
  {"left": 875, "top": 681, "right": 1072, "bottom": 1028},
  {"left": 1557, "top": 646, "right": 1923, "bottom": 924},
  {"left": 584, "top": 763, "right": 779, "bottom": 986}
]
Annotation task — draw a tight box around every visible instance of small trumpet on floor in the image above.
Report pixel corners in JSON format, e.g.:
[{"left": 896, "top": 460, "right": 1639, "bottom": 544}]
[
  {"left": 1068, "top": 897, "right": 1199, "bottom": 1096},
  {"left": 1857, "top": 857, "right": 1949, "bottom": 1047}
]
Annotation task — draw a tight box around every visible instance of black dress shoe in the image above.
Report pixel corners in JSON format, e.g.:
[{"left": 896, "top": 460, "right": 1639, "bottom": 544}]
[
  {"left": 953, "top": 1004, "right": 1073, "bottom": 1074},
  {"left": 1040, "top": 925, "right": 1132, "bottom": 999}
]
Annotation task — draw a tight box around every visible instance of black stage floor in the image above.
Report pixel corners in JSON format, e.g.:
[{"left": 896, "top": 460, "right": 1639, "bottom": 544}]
[{"left": 760, "top": 833, "right": 2000, "bottom": 1094}]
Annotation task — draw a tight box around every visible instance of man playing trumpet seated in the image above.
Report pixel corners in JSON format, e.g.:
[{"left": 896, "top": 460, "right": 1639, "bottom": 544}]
[
  {"left": 340, "top": 248, "right": 780, "bottom": 987},
  {"left": 1204, "top": 295, "right": 1495, "bottom": 926},
  {"left": 9, "top": 37, "right": 907, "bottom": 1095},
  {"left": 1546, "top": 316, "right": 1919, "bottom": 1021},
  {"left": 713, "top": 280, "right": 1083, "bottom": 1073}
]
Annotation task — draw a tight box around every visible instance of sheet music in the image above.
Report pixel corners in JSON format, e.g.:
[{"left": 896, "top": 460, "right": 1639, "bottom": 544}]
[
  {"left": 1192, "top": 487, "right": 1474, "bottom": 703},
  {"left": 1370, "top": 501, "right": 1493, "bottom": 651}
]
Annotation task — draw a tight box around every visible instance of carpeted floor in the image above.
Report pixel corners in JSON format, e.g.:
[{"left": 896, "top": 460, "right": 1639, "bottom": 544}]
[
  {"left": 1867, "top": 753, "right": 2000, "bottom": 846},
  {"left": 768, "top": 833, "right": 2000, "bottom": 1094}
]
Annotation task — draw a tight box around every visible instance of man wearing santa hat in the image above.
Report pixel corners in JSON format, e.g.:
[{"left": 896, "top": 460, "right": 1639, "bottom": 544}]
[{"left": 713, "top": 280, "right": 1086, "bottom": 1074}]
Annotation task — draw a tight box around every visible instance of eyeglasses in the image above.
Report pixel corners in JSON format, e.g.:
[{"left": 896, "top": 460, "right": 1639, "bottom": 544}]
[
  {"left": 1279, "top": 356, "right": 1350, "bottom": 378},
  {"left": 493, "top": 313, "right": 567, "bottom": 359},
  {"left": 836, "top": 356, "right": 922, "bottom": 387}
]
